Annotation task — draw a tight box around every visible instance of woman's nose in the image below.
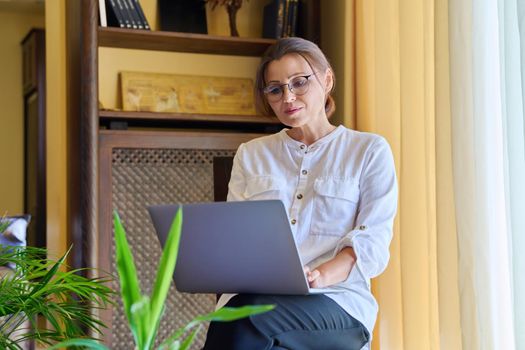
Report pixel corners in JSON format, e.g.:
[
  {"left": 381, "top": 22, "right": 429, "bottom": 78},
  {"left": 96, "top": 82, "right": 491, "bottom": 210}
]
[{"left": 282, "top": 86, "right": 296, "bottom": 103}]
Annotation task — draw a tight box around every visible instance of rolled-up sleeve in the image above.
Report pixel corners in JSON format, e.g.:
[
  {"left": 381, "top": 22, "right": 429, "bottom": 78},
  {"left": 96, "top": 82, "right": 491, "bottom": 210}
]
[{"left": 335, "top": 137, "right": 398, "bottom": 281}]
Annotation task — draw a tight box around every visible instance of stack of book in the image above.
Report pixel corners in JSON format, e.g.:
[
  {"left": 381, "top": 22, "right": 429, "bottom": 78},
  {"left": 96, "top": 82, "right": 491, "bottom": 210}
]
[
  {"left": 263, "top": 0, "right": 320, "bottom": 44},
  {"left": 99, "top": 0, "right": 150, "bottom": 30},
  {"left": 263, "top": 0, "right": 299, "bottom": 39},
  {"left": 158, "top": 0, "right": 207, "bottom": 34}
]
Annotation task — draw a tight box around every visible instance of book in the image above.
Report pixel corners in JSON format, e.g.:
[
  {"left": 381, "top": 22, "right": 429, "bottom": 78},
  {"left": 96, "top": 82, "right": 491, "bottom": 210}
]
[
  {"left": 106, "top": 0, "right": 126, "bottom": 28},
  {"left": 158, "top": 0, "right": 207, "bottom": 34},
  {"left": 121, "top": 0, "right": 138, "bottom": 29},
  {"left": 99, "top": 0, "right": 107, "bottom": 27},
  {"left": 290, "top": 0, "right": 298, "bottom": 37},
  {"left": 125, "top": 0, "right": 143, "bottom": 29},
  {"left": 296, "top": 0, "right": 320, "bottom": 44},
  {"left": 115, "top": 0, "right": 132, "bottom": 28},
  {"left": 133, "top": 0, "right": 150, "bottom": 30},
  {"left": 282, "top": 0, "right": 290, "bottom": 37},
  {"left": 262, "top": 0, "right": 285, "bottom": 39}
]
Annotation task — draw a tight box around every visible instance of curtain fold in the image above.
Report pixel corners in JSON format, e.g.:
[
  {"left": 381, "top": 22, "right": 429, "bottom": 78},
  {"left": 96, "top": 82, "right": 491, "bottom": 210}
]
[
  {"left": 448, "top": 0, "right": 521, "bottom": 348},
  {"left": 354, "top": 0, "right": 458, "bottom": 349},
  {"left": 354, "top": 0, "right": 463, "bottom": 349},
  {"left": 355, "top": 0, "right": 524, "bottom": 348},
  {"left": 499, "top": 0, "right": 525, "bottom": 349}
]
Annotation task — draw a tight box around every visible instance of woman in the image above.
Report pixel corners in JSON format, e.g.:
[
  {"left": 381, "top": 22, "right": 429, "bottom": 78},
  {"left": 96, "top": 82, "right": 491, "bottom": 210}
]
[{"left": 203, "top": 37, "right": 397, "bottom": 350}]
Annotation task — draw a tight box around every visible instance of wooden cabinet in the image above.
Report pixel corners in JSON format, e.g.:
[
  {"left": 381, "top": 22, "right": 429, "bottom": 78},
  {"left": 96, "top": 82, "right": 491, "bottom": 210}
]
[
  {"left": 66, "top": 1, "right": 284, "bottom": 347},
  {"left": 21, "top": 28, "right": 46, "bottom": 250},
  {"left": 66, "top": 0, "right": 281, "bottom": 268}
]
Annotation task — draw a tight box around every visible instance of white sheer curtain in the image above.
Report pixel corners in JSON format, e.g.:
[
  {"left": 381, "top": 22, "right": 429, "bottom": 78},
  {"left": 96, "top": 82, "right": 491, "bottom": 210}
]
[
  {"left": 448, "top": 0, "right": 525, "bottom": 349},
  {"left": 500, "top": 1, "right": 525, "bottom": 349}
]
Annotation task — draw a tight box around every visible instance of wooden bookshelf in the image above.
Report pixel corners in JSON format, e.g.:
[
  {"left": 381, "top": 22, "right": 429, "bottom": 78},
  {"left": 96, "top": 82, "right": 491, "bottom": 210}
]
[{"left": 98, "top": 27, "right": 276, "bottom": 56}]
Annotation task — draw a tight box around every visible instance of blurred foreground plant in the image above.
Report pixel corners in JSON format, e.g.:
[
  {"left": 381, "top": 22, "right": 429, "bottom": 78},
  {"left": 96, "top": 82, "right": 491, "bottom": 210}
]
[
  {"left": 51, "top": 207, "right": 274, "bottom": 350},
  {"left": 0, "top": 244, "right": 113, "bottom": 350}
]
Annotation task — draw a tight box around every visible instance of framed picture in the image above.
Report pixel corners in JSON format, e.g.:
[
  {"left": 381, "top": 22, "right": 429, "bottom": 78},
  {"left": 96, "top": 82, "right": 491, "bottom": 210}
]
[{"left": 120, "top": 71, "right": 256, "bottom": 115}]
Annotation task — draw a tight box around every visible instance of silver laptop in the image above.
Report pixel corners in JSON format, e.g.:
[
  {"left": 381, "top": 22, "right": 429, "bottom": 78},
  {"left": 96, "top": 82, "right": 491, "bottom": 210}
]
[{"left": 148, "top": 200, "right": 343, "bottom": 295}]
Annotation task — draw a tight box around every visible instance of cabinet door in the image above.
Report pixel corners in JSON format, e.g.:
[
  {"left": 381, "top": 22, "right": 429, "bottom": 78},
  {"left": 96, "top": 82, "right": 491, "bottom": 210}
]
[
  {"left": 98, "top": 131, "right": 263, "bottom": 348},
  {"left": 22, "top": 29, "right": 46, "bottom": 249}
]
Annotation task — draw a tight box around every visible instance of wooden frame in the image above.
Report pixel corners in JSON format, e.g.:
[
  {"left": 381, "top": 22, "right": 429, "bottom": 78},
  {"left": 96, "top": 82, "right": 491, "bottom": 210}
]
[
  {"left": 22, "top": 29, "right": 46, "bottom": 250},
  {"left": 65, "top": 1, "right": 281, "bottom": 343},
  {"left": 97, "top": 130, "right": 264, "bottom": 344},
  {"left": 66, "top": 0, "right": 99, "bottom": 270},
  {"left": 98, "top": 27, "right": 275, "bottom": 56}
]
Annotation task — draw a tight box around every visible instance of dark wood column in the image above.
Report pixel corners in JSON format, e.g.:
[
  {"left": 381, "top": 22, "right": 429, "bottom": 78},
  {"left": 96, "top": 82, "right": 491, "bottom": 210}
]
[{"left": 66, "top": 0, "right": 98, "bottom": 270}]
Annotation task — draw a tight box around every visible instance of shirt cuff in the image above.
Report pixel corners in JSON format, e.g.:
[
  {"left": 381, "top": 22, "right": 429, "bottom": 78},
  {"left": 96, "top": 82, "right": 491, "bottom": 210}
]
[{"left": 334, "top": 228, "right": 370, "bottom": 289}]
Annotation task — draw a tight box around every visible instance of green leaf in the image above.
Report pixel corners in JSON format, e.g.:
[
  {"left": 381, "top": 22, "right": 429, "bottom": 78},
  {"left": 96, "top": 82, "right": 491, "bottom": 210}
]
[
  {"left": 146, "top": 206, "right": 183, "bottom": 347},
  {"left": 113, "top": 211, "right": 143, "bottom": 346},
  {"left": 179, "top": 324, "right": 202, "bottom": 350},
  {"left": 158, "top": 320, "right": 199, "bottom": 350},
  {"left": 26, "top": 246, "right": 72, "bottom": 299},
  {"left": 160, "top": 304, "right": 275, "bottom": 349},
  {"left": 0, "top": 220, "right": 9, "bottom": 235},
  {"left": 169, "top": 340, "right": 181, "bottom": 350},
  {"left": 130, "top": 296, "right": 151, "bottom": 349},
  {"left": 195, "top": 304, "right": 276, "bottom": 322},
  {"left": 47, "top": 338, "right": 110, "bottom": 350}
]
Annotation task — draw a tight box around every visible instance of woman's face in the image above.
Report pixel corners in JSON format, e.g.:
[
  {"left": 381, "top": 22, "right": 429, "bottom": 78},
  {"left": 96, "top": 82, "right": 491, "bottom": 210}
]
[{"left": 264, "top": 53, "right": 331, "bottom": 129}]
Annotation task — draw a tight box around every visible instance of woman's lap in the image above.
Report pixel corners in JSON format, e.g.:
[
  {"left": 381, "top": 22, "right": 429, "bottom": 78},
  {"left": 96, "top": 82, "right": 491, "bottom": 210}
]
[{"left": 203, "top": 294, "right": 369, "bottom": 350}]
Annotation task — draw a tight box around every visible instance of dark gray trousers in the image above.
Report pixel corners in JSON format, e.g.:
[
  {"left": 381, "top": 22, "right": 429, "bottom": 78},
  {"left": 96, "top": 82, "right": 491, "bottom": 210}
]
[{"left": 203, "top": 294, "right": 369, "bottom": 350}]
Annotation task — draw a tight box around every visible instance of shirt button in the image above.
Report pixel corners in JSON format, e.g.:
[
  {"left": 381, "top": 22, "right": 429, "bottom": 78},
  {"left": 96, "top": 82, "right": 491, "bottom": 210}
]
[
  {"left": 300, "top": 145, "right": 305, "bottom": 149},
  {"left": 291, "top": 219, "right": 297, "bottom": 225},
  {"left": 301, "top": 170, "right": 308, "bottom": 175},
  {"left": 358, "top": 225, "right": 367, "bottom": 230},
  {"left": 296, "top": 194, "right": 303, "bottom": 199}
]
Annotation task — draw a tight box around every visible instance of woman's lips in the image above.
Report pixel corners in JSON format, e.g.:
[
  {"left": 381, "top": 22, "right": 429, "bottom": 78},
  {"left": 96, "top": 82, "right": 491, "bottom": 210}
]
[{"left": 284, "top": 107, "right": 302, "bottom": 115}]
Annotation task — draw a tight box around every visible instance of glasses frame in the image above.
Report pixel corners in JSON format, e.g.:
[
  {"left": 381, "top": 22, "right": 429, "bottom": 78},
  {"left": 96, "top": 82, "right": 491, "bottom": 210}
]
[{"left": 262, "top": 74, "right": 316, "bottom": 102}]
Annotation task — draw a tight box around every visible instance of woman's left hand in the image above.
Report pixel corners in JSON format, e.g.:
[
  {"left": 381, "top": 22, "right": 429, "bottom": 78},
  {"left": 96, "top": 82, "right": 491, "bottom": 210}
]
[{"left": 304, "top": 247, "right": 357, "bottom": 288}]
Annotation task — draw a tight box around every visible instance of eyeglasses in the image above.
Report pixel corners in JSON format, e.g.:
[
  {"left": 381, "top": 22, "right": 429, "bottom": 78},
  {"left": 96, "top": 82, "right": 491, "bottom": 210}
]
[{"left": 263, "top": 74, "right": 315, "bottom": 102}]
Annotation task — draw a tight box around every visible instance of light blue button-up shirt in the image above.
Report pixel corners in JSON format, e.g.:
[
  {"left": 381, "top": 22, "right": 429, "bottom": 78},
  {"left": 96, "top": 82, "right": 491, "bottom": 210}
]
[{"left": 217, "top": 125, "right": 398, "bottom": 348}]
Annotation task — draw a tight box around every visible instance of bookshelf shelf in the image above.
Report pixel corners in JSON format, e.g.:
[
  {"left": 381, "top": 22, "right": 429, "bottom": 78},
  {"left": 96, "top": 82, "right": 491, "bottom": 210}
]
[
  {"left": 99, "top": 110, "right": 281, "bottom": 125},
  {"left": 98, "top": 27, "right": 276, "bottom": 56}
]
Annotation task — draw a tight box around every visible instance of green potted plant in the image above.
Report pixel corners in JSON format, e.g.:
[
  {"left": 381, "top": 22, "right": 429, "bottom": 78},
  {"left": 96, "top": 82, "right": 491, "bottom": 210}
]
[
  {"left": 50, "top": 208, "right": 274, "bottom": 350},
  {"left": 0, "top": 216, "right": 114, "bottom": 350}
]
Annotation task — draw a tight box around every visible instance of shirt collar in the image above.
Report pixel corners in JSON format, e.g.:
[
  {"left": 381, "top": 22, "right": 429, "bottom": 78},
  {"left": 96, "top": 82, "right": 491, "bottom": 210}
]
[{"left": 279, "top": 125, "right": 345, "bottom": 150}]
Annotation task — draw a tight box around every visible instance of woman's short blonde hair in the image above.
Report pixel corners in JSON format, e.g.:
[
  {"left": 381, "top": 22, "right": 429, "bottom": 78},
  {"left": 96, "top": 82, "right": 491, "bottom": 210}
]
[{"left": 254, "top": 37, "right": 336, "bottom": 118}]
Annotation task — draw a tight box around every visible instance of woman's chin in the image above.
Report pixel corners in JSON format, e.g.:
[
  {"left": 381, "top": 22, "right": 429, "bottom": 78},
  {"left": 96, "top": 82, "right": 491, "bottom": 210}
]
[{"left": 277, "top": 115, "right": 305, "bottom": 128}]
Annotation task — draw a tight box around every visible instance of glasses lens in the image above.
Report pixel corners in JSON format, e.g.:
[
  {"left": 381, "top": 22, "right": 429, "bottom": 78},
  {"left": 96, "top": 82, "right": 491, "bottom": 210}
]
[
  {"left": 263, "top": 85, "right": 283, "bottom": 102},
  {"left": 290, "top": 76, "right": 309, "bottom": 95},
  {"left": 263, "top": 75, "right": 312, "bottom": 102}
]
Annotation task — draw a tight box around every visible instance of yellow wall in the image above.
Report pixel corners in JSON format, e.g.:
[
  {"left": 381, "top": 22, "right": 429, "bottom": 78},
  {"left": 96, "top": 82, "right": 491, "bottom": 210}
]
[
  {"left": 0, "top": 9, "right": 44, "bottom": 215},
  {"left": 45, "top": 0, "right": 67, "bottom": 257}
]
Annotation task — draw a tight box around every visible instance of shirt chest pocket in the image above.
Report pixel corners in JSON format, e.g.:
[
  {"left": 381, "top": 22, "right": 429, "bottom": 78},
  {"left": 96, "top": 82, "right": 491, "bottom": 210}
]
[
  {"left": 310, "top": 177, "right": 360, "bottom": 236},
  {"left": 244, "top": 176, "right": 285, "bottom": 201}
]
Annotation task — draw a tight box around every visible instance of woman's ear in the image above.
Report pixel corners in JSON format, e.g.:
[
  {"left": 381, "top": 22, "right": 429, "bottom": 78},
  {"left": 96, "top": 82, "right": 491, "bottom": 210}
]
[{"left": 324, "top": 69, "right": 334, "bottom": 92}]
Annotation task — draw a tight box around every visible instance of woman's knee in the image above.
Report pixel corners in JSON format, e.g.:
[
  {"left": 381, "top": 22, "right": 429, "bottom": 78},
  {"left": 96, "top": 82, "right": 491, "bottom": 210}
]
[
  {"left": 204, "top": 315, "right": 271, "bottom": 350},
  {"left": 226, "top": 294, "right": 276, "bottom": 308}
]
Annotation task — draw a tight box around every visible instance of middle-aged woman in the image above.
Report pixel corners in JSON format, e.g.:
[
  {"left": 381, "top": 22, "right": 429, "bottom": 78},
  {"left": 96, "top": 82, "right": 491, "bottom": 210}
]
[{"left": 203, "top": 37, "right": 398, "bottom": 350}]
